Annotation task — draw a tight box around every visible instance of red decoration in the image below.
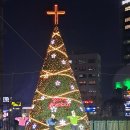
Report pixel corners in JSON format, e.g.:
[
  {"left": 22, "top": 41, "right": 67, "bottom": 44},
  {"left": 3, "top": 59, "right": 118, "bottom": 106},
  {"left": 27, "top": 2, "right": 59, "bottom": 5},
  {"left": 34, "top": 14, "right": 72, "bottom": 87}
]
[{"left": 49, "top": 98, "right": 70, "bottom": 108}]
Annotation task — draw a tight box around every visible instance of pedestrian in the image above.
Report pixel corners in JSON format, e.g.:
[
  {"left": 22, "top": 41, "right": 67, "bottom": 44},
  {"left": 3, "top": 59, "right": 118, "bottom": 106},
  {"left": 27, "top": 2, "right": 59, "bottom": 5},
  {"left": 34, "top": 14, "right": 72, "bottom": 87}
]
[
  {"left": 67, "top": 110, "right": 81, "bottom": 130},
  {"left": 46, "top": 114, "right": 57, "bottom": 130},
  {"left": 15, "top": 113, "right": 29, "bottom": 130}
]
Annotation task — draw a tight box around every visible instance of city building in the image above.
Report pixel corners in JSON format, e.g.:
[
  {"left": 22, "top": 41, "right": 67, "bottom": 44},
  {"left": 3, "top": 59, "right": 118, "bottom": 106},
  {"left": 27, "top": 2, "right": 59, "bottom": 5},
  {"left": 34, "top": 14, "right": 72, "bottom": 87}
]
[
  {"left": 69, "top": 53, "right": 102, "bottom": 117},
  {"left": 0, "top": 0, "right": 3, "bottom": 105},
  {"left": 122, "top": 0, "right": 130, "bottom": 64},
  {"left": 113, "top": 65, "right": 130, "bottom": 117}
]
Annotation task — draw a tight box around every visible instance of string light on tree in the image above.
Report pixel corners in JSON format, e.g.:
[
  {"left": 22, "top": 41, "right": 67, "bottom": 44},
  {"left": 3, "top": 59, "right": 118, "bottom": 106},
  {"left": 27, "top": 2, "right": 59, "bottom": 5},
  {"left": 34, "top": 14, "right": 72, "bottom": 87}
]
[
  {"left": 50, "top": 106, "right": 57, "bottom": 113},
  {"left": 51, "top": 39, "right": 55, "bottom": 44},
  {"left": 59, "top": 119, "right": 66, "bottom": 126},
  {"left": 55, "top": 80, "right": 61, "bottom": 86},
  {"left": 51, "top": 53, "right": 56, "bottom": 59},
  {"left": 61, "top": 59, "right": 66, "bottom": 65},
  {"left": 27, "top": 4, "right": 90, "bottom": 130},
  {"left": 79, "top": 124, "right": 84, "bottom": 130},
  {"left": 40, "top": 96, "right": 45, "bottom": 100},
  {"left": 70, "top": 84, "right": 75, "bottom": 90}
]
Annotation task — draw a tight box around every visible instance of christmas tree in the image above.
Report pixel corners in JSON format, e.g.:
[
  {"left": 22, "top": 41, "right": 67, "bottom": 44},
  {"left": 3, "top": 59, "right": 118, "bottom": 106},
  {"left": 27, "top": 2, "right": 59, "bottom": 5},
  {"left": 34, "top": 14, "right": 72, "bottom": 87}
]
[{"left": 27, "top": 5, "right": 90, "bottom": 130}]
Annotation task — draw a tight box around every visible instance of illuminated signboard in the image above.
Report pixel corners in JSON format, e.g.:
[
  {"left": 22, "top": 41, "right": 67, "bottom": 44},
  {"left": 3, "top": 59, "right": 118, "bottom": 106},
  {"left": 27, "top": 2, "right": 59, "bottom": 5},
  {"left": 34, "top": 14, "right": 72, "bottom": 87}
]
[
  {"left": 115, "top": 78, "right": 130, "bottom": 90},
  {"left": 11, "top": 101, "right": 21, "bottom": 107},
  {"left": 85, "top": 106, "right": 96, "bottom": 113},
  {"left": 3, "top": 97, "right": 9, "bottom": 102}
]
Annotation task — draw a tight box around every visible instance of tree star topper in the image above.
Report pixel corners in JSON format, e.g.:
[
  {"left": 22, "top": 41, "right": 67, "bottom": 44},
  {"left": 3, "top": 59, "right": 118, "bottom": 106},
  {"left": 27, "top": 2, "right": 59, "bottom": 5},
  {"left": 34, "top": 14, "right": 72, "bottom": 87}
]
[{"left": 47, "top": 4, "right": 65, "bottom": 25}]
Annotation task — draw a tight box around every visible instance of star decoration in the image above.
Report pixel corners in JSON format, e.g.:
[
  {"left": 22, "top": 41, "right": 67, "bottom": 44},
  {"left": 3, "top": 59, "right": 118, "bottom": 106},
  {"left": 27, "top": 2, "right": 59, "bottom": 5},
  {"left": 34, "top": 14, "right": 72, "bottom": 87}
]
[
  {"left": 66, "top": 98, "right": 71, "bottom": 104},
  {"left": 70, "top": 84, "right": 75, "bottom": 90},
  {"left": 51, "top": 39, "right": 55, "bottom": 44},
  {"left": 55, "top": 80, "right": 61, "bottom": 86},
  {"left": 51, "top": 53, "right": 56, "bottom": 59},
  {"left": 50, "top": 106, "right": 57, "bottom": 113},
  {"left": 40, "top": 96, "right": 45, "bottom": 100},
  {"left": 79, "top": 107, "right": 84, "bottom": 112},
  {"left": 32, "top": 123, "right": 37, "bottom": 129},
  {"left": 59, "top": 119, "right": 66, "bottom": 126},
  {"left": 79, "top": 124, "right": 84, "bottom": 130},
  {"left": 61, "top": 60, "right": 66, "bottom": 65}
]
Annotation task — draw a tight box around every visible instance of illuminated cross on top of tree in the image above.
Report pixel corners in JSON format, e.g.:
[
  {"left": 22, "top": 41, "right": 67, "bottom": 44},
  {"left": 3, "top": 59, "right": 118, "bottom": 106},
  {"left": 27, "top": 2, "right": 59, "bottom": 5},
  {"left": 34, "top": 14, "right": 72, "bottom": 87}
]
[{"left": 47, "top": 4, "right": 65, "bottom": 25}]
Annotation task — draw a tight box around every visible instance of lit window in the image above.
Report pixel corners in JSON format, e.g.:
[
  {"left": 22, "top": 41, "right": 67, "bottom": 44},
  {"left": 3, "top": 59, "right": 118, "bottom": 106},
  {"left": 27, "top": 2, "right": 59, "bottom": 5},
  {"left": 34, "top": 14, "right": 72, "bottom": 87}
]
[
  {"left": 122, "top": 0, "right": 130, "bottom": 5},
  {"left": 125, "top": 6, "right": 130, "bottom": 11},
  {"left": 88, "top": 66, "right": 96, "bottom": 71},
  {"left": 69, "top": 60, "right": 72, "bottom": 64},
  {"left": 79, "top": 74, "right": 86, "bottom": 78},
  {"left": 79, "top": 81, "right": 87, "bottom": 85},
  {"left": 78, "top": 59, "right": 86, "bottom": 64},
  {"left": 88, "top": 80, "right": 96, "bottom": 85},
  {"left": 125, "top": 25, "right": 130, "bottom": 30},
  {"left": 125, "top": 17, "right": 130, "bottom": 22}
]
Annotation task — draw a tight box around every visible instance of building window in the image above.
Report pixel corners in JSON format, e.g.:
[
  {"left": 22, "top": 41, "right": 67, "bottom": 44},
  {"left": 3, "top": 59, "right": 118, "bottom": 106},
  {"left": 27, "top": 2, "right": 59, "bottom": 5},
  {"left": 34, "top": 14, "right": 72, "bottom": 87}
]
[
  {"left": 125, "top": 17, "right": 130, "bottom": 22},
  {"left": 125, "top": 25, "right": 130, "bottom": 30},
  {"left": 88, "top": 59, "right": 96, "bottom": 63},
  {"left": 79, "top": 66, "right": 86, "bottom": 71},
  {"left": 88, "top": 80, "right": 96, "bottom": 85},
  {"left": 79, "top": 74, "right": 86, "bottom": 78},
  {"left": 79, "top": 81, "right": 87, "bottom": 85},
  {"left": 78, "top": 59, "right": 86, "bottom": 64},
  {"left": 69, "top": 60, "right": 72, "bottom": 64},
  {"left": 88, "top": 66, "right": 96, "bottom": 71},
  {"left": 125, "top": 6, "right": 130, "bottom": 11},
  {"left": 88, "top": 74, "right": 96, "bottom": 78}
]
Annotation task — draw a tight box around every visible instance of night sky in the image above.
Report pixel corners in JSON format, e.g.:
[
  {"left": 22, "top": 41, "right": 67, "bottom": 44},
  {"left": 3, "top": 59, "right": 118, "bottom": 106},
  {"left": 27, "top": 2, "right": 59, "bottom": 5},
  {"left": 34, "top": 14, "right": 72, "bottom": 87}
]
[{"left": 3, "top": 0, "right": 122, "bottom": 106}]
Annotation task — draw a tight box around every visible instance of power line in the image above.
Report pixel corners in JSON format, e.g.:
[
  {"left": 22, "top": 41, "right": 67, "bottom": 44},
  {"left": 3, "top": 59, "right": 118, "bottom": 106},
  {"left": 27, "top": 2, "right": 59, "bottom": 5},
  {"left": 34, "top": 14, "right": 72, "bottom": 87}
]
[{"left": 0, "top": 16, "right": 44, "bottom": 60}]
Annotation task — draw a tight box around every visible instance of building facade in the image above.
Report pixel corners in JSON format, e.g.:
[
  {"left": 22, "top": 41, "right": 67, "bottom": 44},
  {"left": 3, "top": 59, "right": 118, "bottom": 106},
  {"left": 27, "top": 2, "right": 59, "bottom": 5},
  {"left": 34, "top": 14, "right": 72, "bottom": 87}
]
[
  {"left": 0, "top": 0, "right": 3, "bottom": 103},
  {"left": 69, "top": 53, "right": 102, "bottom": 117},
  {"left": 122, "top": 0, "right": 130, "bottom": 64}
]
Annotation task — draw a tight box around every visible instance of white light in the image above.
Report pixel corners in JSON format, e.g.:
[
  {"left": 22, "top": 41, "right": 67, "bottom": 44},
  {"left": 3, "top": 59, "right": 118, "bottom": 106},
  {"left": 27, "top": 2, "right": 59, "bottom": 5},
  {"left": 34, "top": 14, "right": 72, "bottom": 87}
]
[
  {"left": 66, "top": 98, "right": 71, "bottom": 104},
  {"left": 32, "top": 123, "right": 37, "bottom": 129},
  {"left": 70, "top": 84, "right": 75, "bottom": 90},
  {"left": 41, "top": 96, "right": 45, "bottom": 100},
  {"left": 59, "top": 119, "right": 66, "bottom": 126},
  {"left": 79, "top": 124, "right": 84, "bottom": 130},
  {"left": 50, "top": 106, "right": 57, "bottom": 113},
  {"left": 79, "top": 107, "right": 84, "bottom": 112},
  {"left": 55, "top": 80, "right": 61, "bottom": 86},
  {"left": 51, "top": 53, "right": 56, "bottom": 58},
  {"left": 69, "top": 60, "right": 72, "bottom": 64},
  {"left": 51, "top": 39, "right": 55, "bottom": 44},
  {"left": 122, "top": 0, "right": 130, "bottom": 5},
  {"left": 61, "top": 60, "right": 66, "bottom": 65}
]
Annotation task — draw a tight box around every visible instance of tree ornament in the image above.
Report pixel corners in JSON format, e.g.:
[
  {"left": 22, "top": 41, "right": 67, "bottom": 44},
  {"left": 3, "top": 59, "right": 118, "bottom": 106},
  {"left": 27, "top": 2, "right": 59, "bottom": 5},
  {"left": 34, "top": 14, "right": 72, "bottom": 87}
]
[{"left": 51, "top": 53, "right": 56, "bottom": 58}]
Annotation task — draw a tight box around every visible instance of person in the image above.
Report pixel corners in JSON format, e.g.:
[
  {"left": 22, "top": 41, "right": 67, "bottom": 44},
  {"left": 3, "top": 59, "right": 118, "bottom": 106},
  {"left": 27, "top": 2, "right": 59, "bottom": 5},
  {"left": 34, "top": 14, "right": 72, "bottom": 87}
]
[
  {"left": 46, "top": 114, "right": 57, "bottom": 130},
  {"left": 67, "top": 110, "right": 81, "bottom": 130},
  {"left": 0, "top": 111, "right": 3, "bottom": 130},
  {"left": 15, "top": 113, "right": 29, "bottom": 130}
]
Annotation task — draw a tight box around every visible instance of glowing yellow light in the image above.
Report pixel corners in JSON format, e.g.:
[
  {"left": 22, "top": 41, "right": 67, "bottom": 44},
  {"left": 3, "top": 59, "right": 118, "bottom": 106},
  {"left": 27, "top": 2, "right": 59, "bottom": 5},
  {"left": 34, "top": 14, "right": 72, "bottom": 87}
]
[
  {"left": 52, "top": 32, "right": 60, "bottom": 38},
  {"left": 125, "top": 6, "right": 130, "bottom": 11},
  {"left": 40, "top": 68, "right": 75, "bottom": 80},
  {"left": 48, "top": 45, "right": 68, "bottom": 57}
]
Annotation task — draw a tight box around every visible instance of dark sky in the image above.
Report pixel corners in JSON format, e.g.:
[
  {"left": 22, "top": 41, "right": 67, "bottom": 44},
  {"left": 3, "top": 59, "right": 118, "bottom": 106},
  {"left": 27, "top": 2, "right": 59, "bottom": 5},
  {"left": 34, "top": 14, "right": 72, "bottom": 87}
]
[{"left": 3, "top": 0, "right": 122, "bottom": 106}]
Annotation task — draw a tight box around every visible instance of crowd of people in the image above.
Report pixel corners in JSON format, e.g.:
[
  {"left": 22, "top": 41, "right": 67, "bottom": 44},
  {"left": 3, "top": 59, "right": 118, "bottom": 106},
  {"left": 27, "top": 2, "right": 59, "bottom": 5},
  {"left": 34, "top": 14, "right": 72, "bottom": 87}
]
[{"left": 0, "top": 110, "right": 82, "bottom": 130}]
